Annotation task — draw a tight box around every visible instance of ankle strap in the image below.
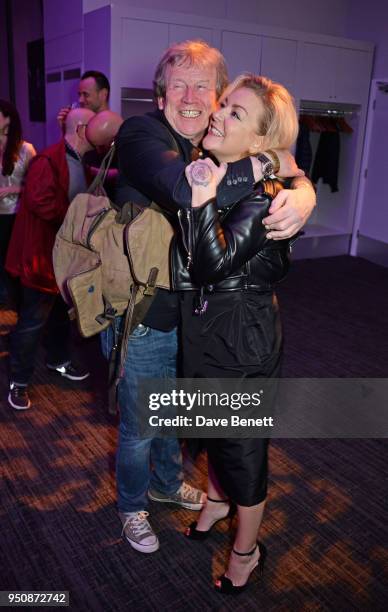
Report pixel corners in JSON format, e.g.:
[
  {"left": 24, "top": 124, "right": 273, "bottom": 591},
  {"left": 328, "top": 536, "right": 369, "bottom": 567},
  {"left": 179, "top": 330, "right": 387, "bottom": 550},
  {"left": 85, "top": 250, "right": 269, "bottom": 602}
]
[
  {"left": 207, "top": 496, "right": 229, "bottom": 503},
  {"left": 232, "top": 544, "right": 257, "bottom": 557}
]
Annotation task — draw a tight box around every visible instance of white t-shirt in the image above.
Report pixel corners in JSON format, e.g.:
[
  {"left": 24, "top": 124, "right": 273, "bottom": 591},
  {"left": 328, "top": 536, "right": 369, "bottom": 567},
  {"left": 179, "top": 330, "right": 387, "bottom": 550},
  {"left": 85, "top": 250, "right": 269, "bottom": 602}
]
[{"left": 0, "top": 141, "right": 36, "bottom": 214}]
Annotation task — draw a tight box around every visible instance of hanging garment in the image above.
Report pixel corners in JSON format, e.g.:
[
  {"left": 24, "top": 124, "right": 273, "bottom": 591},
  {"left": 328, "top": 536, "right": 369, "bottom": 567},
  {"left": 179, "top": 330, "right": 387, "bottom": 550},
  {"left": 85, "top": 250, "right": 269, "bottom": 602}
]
[
  {"left": 336, "top": 117, "right": 353, "bottom": 134},
  {"left": 311, "top": 129, "right": 340, "bottom": 193},
  {"left": 295, "top": 123, "right": 313, "bottom": 176}
]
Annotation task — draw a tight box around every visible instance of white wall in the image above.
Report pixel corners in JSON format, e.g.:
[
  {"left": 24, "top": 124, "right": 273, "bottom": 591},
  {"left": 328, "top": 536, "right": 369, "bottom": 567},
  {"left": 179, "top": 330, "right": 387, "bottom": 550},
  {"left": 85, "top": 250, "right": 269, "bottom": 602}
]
[
  {"left": 225, "top": 0, "right": 351, "bottom": 37},
  {"left": 84, "top": 0, "right": 352, "bottom": 38},
  {"left": 346, "top": 1, "right": 388, "bottom": 255},
  {"left": 346, "top": 0, "right": 388, "bottom": 79}
]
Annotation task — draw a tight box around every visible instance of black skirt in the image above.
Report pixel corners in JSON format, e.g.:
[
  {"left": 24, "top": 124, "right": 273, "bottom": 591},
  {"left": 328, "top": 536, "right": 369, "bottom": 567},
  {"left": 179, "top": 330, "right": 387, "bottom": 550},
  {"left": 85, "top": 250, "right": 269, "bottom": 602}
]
[{"left": 180, "top": 290, "right": 282, "bottom": 506}]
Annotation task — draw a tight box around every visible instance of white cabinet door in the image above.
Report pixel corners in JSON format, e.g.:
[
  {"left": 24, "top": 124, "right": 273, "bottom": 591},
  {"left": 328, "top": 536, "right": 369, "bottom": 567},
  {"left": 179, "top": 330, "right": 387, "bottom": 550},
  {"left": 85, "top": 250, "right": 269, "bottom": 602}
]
[
  {"left": 121, "top": 19, "right": 169, "bottom": 88},
  {"left": 297, "top": 42, "right": 337, "bottom": 102},
  {"left": 297, "top": 42, "right": 373, "bottom": 104},
  {"left": 335, "top": 48, "right": 372, "bottom": 104},
  {"left": 169, "top": 24, "right": 215, "bottom": 47},
  {"left": 260, "top": 37, "right": 298, "bottom": 94},
  {"left": 221, "top": 31, "right": 261, "bottom": 81}
]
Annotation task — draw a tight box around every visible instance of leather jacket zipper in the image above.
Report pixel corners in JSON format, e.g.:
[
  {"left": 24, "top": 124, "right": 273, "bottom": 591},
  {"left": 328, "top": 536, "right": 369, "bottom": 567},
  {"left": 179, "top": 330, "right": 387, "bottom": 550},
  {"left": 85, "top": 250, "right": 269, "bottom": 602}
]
[{"left": 177, "top": 208, "right": 193, "bottom": 270}]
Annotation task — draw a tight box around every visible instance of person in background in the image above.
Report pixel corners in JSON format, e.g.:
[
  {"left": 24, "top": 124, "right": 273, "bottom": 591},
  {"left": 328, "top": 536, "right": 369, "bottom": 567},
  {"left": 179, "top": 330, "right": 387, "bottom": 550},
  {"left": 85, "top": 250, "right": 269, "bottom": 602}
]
[
  {"left": 57, "top": 70, "right": 110, "bottom": 128},
  {"left": 58, "top": 73, "right": 114, "bottom": 195},
  {"left": 78, "top": 70, "right": 110, "bottom": 113},
  {"left": 0, "top": 100, "right": 35, "bottom": 306},
  {"left": 5, "top": 108, "right": 95, "bottom": 410},
  {"left": 180, "top": 74, "right": 300, "bottom": 594}
]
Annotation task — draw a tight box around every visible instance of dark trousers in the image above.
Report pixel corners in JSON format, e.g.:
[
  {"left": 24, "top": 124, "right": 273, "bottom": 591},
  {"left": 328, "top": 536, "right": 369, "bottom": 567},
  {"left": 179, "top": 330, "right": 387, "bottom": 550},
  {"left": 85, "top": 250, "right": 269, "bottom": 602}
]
[
  {"left": 9, "top": 286, "right": 71, "bottom": 385},
  {"left": 180, "top": 290, "right": 281, "bottom": 507},
  {"left": 0, "top": 214, "right": 19, "bottom": 306}
]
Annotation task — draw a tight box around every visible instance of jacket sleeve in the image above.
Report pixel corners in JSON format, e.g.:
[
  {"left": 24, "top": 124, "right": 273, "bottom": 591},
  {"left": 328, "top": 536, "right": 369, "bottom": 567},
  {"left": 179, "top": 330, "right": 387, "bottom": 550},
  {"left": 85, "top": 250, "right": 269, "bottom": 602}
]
[
  {"left": 23, "top": 156, "right": 68, "bottom": 223},
  {"left": 189, "top": 182, "right": 289, "bottom": 285},
  {"left": 117, "top": 116, "right": 255, "bottom": 212}
]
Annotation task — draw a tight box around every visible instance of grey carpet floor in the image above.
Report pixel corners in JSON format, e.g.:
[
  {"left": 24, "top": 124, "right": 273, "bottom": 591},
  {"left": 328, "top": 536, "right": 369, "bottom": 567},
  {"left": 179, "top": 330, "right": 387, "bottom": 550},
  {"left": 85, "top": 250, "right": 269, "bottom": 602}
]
[{"left": 0, "top": 255, "right": 387, "bottom": 611}]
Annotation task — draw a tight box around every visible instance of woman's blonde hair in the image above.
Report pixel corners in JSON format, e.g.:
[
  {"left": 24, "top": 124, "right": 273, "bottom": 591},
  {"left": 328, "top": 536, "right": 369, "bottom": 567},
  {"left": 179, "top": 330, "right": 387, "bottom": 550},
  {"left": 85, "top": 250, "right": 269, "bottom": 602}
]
[
  {"left": 153, "top": 40, "right": 228, "bottom": 100},
  {"left": 223, "top": 74, "right": 298, "bottom": 150}
]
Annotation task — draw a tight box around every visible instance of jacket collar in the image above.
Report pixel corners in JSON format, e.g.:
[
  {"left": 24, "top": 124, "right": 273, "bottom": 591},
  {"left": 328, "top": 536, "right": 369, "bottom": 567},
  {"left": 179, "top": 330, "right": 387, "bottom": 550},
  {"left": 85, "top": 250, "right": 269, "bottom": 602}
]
[{"left": 148, "top": 109, "right": 197, "bottom": 162}]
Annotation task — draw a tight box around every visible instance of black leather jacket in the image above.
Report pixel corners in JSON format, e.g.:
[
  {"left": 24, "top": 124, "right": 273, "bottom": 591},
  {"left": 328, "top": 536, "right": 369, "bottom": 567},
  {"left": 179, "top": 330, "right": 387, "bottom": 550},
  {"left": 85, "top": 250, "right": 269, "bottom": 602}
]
[
  {"left": 116, "top": 110, "right": 258, "bottom": 329},
  {"left": 172, "top": 179, "right": 297, "bottom": 293}
]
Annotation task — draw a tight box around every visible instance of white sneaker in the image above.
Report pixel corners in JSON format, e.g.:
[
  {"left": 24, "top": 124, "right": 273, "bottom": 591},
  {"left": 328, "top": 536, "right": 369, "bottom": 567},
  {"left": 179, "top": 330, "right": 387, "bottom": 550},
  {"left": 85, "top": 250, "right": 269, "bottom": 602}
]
[{"left": 119, "top": 511, "right": 159, "bottom": 553}]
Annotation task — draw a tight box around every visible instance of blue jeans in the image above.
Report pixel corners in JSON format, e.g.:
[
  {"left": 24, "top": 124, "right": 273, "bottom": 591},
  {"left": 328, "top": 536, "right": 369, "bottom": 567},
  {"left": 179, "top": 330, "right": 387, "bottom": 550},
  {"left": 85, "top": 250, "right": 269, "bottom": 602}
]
[{"left": 101, "top": 321, "right": 183, "bottom": 513}]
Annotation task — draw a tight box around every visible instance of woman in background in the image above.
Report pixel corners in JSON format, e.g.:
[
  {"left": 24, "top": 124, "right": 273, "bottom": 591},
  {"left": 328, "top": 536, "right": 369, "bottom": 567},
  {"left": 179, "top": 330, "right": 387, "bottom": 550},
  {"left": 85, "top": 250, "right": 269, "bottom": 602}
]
[
  {"left": 0, "top": 100, "right": 35, "bottom": 304},
  {"left": 178, "top": 74, "right": 299, "bottom": 594}
]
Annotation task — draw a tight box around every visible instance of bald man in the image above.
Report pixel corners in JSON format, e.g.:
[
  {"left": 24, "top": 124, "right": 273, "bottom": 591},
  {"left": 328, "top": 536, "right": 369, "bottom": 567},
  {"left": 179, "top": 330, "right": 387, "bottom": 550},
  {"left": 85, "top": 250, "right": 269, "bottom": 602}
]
[
  {"left": 86, "top": 110, "right": 123, "bottom": 153},
  {"left": 6, "top": 108, "right": 95, "bottom": 410},
  {"left": 84, "top": 110, "right": 124, "bottom": 200}
]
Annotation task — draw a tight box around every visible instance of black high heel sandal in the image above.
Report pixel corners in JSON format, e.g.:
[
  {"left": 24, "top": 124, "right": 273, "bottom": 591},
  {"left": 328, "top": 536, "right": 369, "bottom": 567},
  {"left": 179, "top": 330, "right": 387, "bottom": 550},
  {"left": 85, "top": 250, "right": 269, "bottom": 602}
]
[
  {"left": 185, "top": 497, "right": 234, "bottom": 541},
  {"left": 214, "top": 541, "right": 267, "bottom": 595}
]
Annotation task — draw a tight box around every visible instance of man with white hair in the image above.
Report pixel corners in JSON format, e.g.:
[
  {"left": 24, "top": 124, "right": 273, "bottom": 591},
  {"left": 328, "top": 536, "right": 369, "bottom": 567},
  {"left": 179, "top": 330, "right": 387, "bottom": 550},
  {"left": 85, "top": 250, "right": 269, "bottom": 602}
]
[
  {"left": 110, "top": 40, "right": 316, "bottom": 554},
  {"left": 6, "top": 108, "right": 95, "bottom": 410}
]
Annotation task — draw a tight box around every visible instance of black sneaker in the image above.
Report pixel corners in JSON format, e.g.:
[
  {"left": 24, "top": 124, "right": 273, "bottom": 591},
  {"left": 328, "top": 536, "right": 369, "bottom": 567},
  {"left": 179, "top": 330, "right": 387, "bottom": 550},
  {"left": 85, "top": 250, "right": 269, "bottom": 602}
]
[
  {"left": 46, "top": 361, "right": 90, "bottom": 381},
  {"left": 8, "top": 383, "right": 31, "bottom": 410}
]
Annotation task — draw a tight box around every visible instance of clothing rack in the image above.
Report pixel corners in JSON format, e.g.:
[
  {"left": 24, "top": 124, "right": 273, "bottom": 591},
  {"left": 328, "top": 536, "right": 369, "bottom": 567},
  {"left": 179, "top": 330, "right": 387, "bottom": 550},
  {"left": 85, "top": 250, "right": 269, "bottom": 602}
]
[
  {"left": 299, "top": 107, "right": 356, "bottom": 117},
  {"left": 299, "top": 100, "right": 360, "bottom": 118}
]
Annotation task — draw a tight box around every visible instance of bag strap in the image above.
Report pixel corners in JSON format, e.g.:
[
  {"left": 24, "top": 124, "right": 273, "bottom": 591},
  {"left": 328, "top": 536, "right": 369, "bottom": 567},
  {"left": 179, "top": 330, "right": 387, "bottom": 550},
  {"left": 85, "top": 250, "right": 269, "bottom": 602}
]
[
  {"left": 107, "top": 268, "right": 159, "bottom": 415},
  {"left": 107, "top": 317, "right": 121, "bottom": 415},
  {"left": 107, "top": 284, "right": 137, "bottom": 415},
  {"left": 87, "top": 144, "right": 116, "bottom": 196}
]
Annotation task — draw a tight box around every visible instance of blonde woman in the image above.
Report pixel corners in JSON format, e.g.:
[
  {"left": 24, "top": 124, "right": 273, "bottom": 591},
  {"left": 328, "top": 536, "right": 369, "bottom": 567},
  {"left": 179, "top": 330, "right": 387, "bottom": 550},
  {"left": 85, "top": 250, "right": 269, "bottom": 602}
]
[{"left": 176, "top": 74, "right": 299, "bottom": 594}]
